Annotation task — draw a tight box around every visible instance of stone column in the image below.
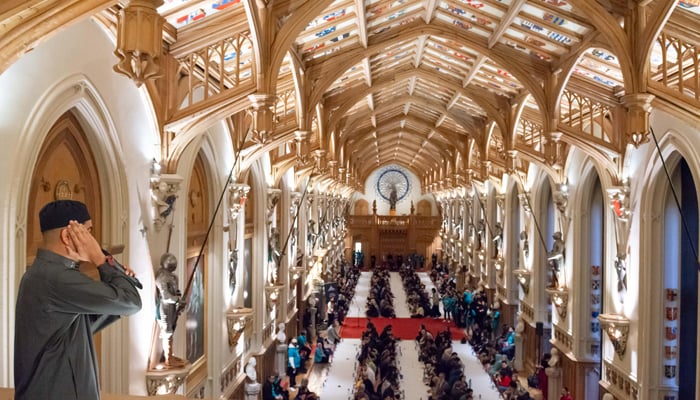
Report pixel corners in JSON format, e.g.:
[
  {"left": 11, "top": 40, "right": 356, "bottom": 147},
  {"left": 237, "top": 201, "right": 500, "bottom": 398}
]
[
  {"left": 244, "top": 381, "right": 261, "bottom": 400},
  {"left": 514, "top": 333, "right": 524, "bottom": 371},
  {"left": 546, "top": 366, "right": 562, "bottom": 400},
  {"left": 309, "top": 306, "right": 317, "bottom": 337},
  {"left": 276, "top": 343, "right": 288, "bottom": 377}
]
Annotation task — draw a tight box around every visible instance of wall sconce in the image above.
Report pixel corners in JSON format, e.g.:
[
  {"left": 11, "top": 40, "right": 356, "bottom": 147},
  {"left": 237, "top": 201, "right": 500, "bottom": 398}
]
[
  {"left": 226, "top": 307, "right": 253, "bottom": 350},
  {"left": 598, "top": 313, "right": 630, "bottom": 359},
  {"left": 229, "top": 183, "right": 250, "bottom": 221},
  {"left": 546, "top": 287, "right": 569, "bottom": 319},
  {"left": 513, "top": 269, "right": 531, "bottom": 295}
]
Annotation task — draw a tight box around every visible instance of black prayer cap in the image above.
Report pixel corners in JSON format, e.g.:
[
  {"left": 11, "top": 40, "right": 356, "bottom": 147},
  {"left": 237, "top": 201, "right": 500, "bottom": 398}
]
[{"left": 39, "top": 200, "right": 91, "bottom": 232}]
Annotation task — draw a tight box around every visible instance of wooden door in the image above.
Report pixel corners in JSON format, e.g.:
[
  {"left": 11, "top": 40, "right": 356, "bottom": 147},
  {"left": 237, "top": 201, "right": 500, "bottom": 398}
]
[{"left": 26, "top": 110, "right": 104, "bottom": 362}]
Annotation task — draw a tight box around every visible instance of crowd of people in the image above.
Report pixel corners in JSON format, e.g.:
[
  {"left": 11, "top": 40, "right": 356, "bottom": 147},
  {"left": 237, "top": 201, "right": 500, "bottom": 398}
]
[
  {"left": 415, "top": 325, "right": 475, "bottom": 399},
  {"left": 353, "top": 322, "right": 403, "bottom": 400},
  {"left": 366, "top": 269, "right": 396, "bottom": 318},
  {"left": 398, "top": 264, "right": 432, "bottom": 318}
]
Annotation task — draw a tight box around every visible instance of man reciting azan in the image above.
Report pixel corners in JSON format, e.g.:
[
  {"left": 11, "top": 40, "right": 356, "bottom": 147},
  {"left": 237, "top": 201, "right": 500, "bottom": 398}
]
[{"left": 14, "top": 200, "right": 142, "bottom": 400}]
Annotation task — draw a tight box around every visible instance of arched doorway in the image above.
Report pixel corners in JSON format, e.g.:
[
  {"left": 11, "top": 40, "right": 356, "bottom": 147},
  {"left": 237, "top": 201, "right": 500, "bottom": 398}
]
[
  {"left": 26, "top": 109, "right": 104, "bottom": 363},
  {"left": 185, "top": 152, "right": 210, "bottom": 392},
  {"left": 660, "top": 158, "right": 698, "bottom": 399}
]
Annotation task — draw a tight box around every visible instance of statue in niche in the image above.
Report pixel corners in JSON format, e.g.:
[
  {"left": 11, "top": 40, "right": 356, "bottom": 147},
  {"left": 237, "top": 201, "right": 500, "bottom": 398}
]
[
  {"left": 389, "top": 186, "right": 398, "bottom": 210},
  {"left": 615, "top": 256, "right": 627, "bottom": 294},
  {"left": 290, "top": 226, "right": 298, "bottom": 248},
  {"left": 475, "top": 219, "right": 485, "bottom": 250},
  {"left": 155, "top": 253, "right": 186, "bottom": 368},
  {"left": 520, "top": 230, "right": 529, "bottom": 259},
  {"left": 492, "top": 222, "right": 503, "bottom": 258},
  {"left": 547, "top": 232, "right": 565, "bottom": 288},
  {"left": 228, "top": 248, "right": 238, "bottom": 298},
  {"left": 269, "top": 227, "right": 281, "bottom": 265},
  {"left": 307, "top": 220, "right": 317, "bottom": 247}
]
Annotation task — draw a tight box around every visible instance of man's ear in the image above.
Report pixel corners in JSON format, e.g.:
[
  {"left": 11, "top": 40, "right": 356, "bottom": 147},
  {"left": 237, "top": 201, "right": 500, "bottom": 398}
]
[{"left": 59, "top": 228, "right": 75, "bottom": 249}]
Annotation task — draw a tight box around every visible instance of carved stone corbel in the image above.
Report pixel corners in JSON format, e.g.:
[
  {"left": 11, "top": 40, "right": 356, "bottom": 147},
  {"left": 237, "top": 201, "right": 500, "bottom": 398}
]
[
  {"left": 226, "top": 307, "right": 253, "bottom": 350},
  {"left": 146, "top": 367, "right": 190, "bottom": 395},
  {"left": 150, "top": 173, "right": 183, "bottom": 231}
]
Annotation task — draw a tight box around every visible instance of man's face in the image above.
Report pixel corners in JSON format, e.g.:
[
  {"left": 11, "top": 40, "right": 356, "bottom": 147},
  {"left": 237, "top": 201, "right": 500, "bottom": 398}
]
[{"left": 83, "top": 220, "right": 94, "bottom": 234}]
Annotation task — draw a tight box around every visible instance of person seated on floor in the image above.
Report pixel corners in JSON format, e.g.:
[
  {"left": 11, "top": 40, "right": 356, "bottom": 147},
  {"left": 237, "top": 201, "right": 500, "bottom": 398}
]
[
  {"left": 410, "top": 302, "right": 425, "bottom": 318},
  {"left": 263, "top": 374, "right": 283, "bottom": 400},
  {"left": 293, "top": 378, "right": 318, "bottom": 400},
  {"left": 314, "top": 339, "right": 331, "bottom": 364},
  {"left": 273, "top": 374, "right": 290, "bottom": 400},
  {"left": 450, "top": 374, "right": 470, "bottom": 399},
  {"left": 495, "top": 371, "right": 512, "bottom": 392}
]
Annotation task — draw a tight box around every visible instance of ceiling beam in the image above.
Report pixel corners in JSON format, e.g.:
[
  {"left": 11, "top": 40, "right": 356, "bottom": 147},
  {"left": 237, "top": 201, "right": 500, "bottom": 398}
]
[
  {"left": 362, "top": 57, "right": 372, "bottom": 86},
  {"left": 414, "top": 35, "right": 428, "bottom": 68},
  {"left": 408, "top": 76, "right": 417, "bottom": 96},
  {"left": 463, "top": 54, "right": 487, "bottom": 88},
  {"left": 424, "top": 0, "right": 440, "bottom": 23},
  {"left": 355, "top": 0, "right": 368, "bottom": 48},
  {"left": 488, "top": 0, "right": 526, "bottom": 49}
]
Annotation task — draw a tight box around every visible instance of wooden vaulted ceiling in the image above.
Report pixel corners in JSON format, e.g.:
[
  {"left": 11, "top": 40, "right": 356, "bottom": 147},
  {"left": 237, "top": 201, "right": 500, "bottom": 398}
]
[{"left": 4, "top": 0, "right": 700, "bottom": 190}]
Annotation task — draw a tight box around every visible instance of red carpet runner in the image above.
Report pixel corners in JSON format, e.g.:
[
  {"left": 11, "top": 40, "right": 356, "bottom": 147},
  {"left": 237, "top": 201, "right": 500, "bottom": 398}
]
[{"left": 340, "top": 317, "right": 459, "bottom": 340}]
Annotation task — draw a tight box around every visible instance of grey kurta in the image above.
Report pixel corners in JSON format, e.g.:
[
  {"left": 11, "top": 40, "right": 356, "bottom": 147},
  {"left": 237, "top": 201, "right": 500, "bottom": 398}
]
[{"left": 14, "top": 249, "right": 142, "bottom": 400}]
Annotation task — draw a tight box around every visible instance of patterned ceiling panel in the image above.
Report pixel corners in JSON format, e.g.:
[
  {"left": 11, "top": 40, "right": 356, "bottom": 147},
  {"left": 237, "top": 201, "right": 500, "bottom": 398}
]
[
  {"left": 366, "top": 0, "right": 424, "bottom": 34},
  {"left": 299, "top": 1, "right": 358, "bottom": 61},
  {"left": 160, "top": 0, "right": 243, "bottom": 28},
  {"left": 573, "top": 48, "right": 623, "bottom": 88}
]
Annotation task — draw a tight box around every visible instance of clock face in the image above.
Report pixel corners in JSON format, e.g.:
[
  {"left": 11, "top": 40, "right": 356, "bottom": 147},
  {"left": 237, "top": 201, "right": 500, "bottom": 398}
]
[{"left": 376, "top": 168, "right": 410, "bottom": 202}]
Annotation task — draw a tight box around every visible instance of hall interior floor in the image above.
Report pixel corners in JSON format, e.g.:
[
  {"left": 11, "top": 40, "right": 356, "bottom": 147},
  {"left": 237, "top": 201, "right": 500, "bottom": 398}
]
[{"left": 305, "top": 271, "right": 502, "bottom": 399}]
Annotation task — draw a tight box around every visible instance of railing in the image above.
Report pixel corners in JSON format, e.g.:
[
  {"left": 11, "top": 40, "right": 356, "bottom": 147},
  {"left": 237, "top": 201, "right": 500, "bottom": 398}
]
[{"left": 347, "top": 215, "right": 441, "bottom": 227}]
